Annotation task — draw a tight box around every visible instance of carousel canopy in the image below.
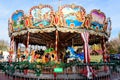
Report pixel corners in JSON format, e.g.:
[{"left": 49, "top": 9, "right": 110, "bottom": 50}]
[{"left": 8, "top": 4, "right": 112, "bottom": 46}]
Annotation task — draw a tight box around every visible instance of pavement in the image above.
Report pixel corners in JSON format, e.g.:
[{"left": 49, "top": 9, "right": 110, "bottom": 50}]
[{"left": 0, "top": 71, "right": 120, "bottom": 80}]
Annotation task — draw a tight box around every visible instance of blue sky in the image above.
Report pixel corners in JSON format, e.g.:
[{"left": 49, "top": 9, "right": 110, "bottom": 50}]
[{"left": 0, "top": 0, "right": 120, "bottom": 42}]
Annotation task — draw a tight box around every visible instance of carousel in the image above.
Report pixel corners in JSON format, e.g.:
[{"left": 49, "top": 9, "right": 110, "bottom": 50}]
[{"left": 8, "top": 4, "right": 112, "bottom": 79}]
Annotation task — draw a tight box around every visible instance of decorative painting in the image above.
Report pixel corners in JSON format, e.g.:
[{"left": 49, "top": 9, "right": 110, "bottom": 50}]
[
  {"left": 30, "top": 4, "right": 54, "bottom": 28},
  {"left": 60, "top": 4, "right": 86, "bottom": 28},
  {"left": 90, "top": 9, "right": 106, "bottom": 31},
  {"left": 84, "top": 14, "right": 91, "bottom": 29},
  {"left": 24, "top": 15, "right": 33, "bottom": 28},
  {"left": 8, "top": 4, "right": 111, "bottom": 38},
  {"left": 11, "top": 10, "right": 24, "bottom": 31}
]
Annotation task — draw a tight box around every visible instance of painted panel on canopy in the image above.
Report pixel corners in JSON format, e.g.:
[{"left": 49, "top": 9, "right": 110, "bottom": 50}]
[
  {"left": 30, "top": 5, "right": 53, "bottom": 28},
  {"left": 90, "top": 9, "right": 106, "bottom": 31},
  {"left": 61, "top": 4, "right": 86, "bottom": 28},
  {"left": 11, "top": 10, "right": 24, "bottom": 31}
]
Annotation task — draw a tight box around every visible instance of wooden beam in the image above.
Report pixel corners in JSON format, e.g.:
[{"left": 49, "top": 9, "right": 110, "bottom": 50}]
[
  {"left": 59, "top": 32, "right": 71, "bottom": 40},
  {"left": 29, "top": 37, "right": 46, "bottom": 44},
  {"left": 38, "top": 33, "right": 53, "bottom": 41},
  {"left": 29, "top": 39, "right": 46, "bottom": 45},
  {"left": 65, "top": 34, "right": 77, "bottom": 42},
  {"left": 42, "top": 33, "right": 54, "bottom": 40},
  {"left": 30, "top": 33, "right": 52, "bottom": 42}
]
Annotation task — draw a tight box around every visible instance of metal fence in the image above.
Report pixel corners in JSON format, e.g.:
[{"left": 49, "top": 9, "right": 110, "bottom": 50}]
[{"left": 0, "top": 61, "right": 120, "bottom": 80}]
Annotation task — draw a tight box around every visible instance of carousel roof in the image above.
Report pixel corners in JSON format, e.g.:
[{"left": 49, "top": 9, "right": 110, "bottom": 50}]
[{"left": 8, "top": 4, "right": 112, "bottom": 46}]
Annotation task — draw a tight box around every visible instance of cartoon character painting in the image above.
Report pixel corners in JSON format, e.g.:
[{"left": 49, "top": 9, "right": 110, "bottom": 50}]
[
  {"left": 30, "top": 5, "right": 53, "bottom": 28},
  {"left": 61, "top": 4, "right": 86, "bottom": 28},
  {"left": 11, "top": 10, "right": 24, "bottom": 31},
  {"left": 90, "top": 10, "right": 106, "bottom": 31}
]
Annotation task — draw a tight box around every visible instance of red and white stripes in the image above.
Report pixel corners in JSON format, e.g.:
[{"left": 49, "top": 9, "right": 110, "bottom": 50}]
[
  {"left": 10, "top": 36, "right": 14, "bottom": 52},
  {"left": 55, "top": 30, "right": 58, "bottom": 53},
  {"left": 81, "top": 32, "right": 93, "bottom": 79},
  {"left": 101, "top": 36, "right": 107, "bottom": 62},
  {"left": 102, "top": 37, "right": 109, "bottom": 72},
  {"left": 81, "top": 32, "right": 90, "bottom": 63},
  {"left": 25, "top": 32, "right": 30, "bottom": 57},
  {"left": 9, "top": 36, "right": 14, "bottom": 63},
  {"left": 55, "top": 30, "right": 59, "bottom": 61},
  {"left": 27, "top": 32, "right": 30, "bottom": 49}
]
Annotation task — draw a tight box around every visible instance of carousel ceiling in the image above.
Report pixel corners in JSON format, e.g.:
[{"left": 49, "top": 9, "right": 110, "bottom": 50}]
[{"left": 8, "top": 4, "right": 111, "bottom": 45}]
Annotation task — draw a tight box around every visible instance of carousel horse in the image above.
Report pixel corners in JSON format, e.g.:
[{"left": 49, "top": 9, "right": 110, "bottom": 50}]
[{"left": 66, "top": 47, "right": 84, "bottom": 63}]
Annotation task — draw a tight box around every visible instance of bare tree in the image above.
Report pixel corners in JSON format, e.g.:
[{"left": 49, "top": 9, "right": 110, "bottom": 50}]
[
  {"left": 0, "top": 40, "right": 9, "bottom": 51},
  {"left": 108, "top": 32, "right": 120, "bottom": 54}
]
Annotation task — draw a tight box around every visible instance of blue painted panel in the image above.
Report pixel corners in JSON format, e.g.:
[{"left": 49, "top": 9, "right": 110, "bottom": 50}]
[{"left": 91, "top": 22, "right": 103, "bottom": 30}]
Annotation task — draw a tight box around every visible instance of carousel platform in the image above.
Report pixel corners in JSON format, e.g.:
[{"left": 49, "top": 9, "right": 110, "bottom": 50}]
[{"left": 5, "top": 69, "right": 111, "bottom": 80}]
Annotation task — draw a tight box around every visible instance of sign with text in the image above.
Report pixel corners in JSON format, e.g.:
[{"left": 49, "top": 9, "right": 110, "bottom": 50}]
[{"left": 54, "top": 68, "right": 63, "bottom": 73}]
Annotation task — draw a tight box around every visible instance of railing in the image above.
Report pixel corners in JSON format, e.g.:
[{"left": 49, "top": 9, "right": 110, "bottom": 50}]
[{"left": 0, "top": 60, "right": 120, "bottom": 80}]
